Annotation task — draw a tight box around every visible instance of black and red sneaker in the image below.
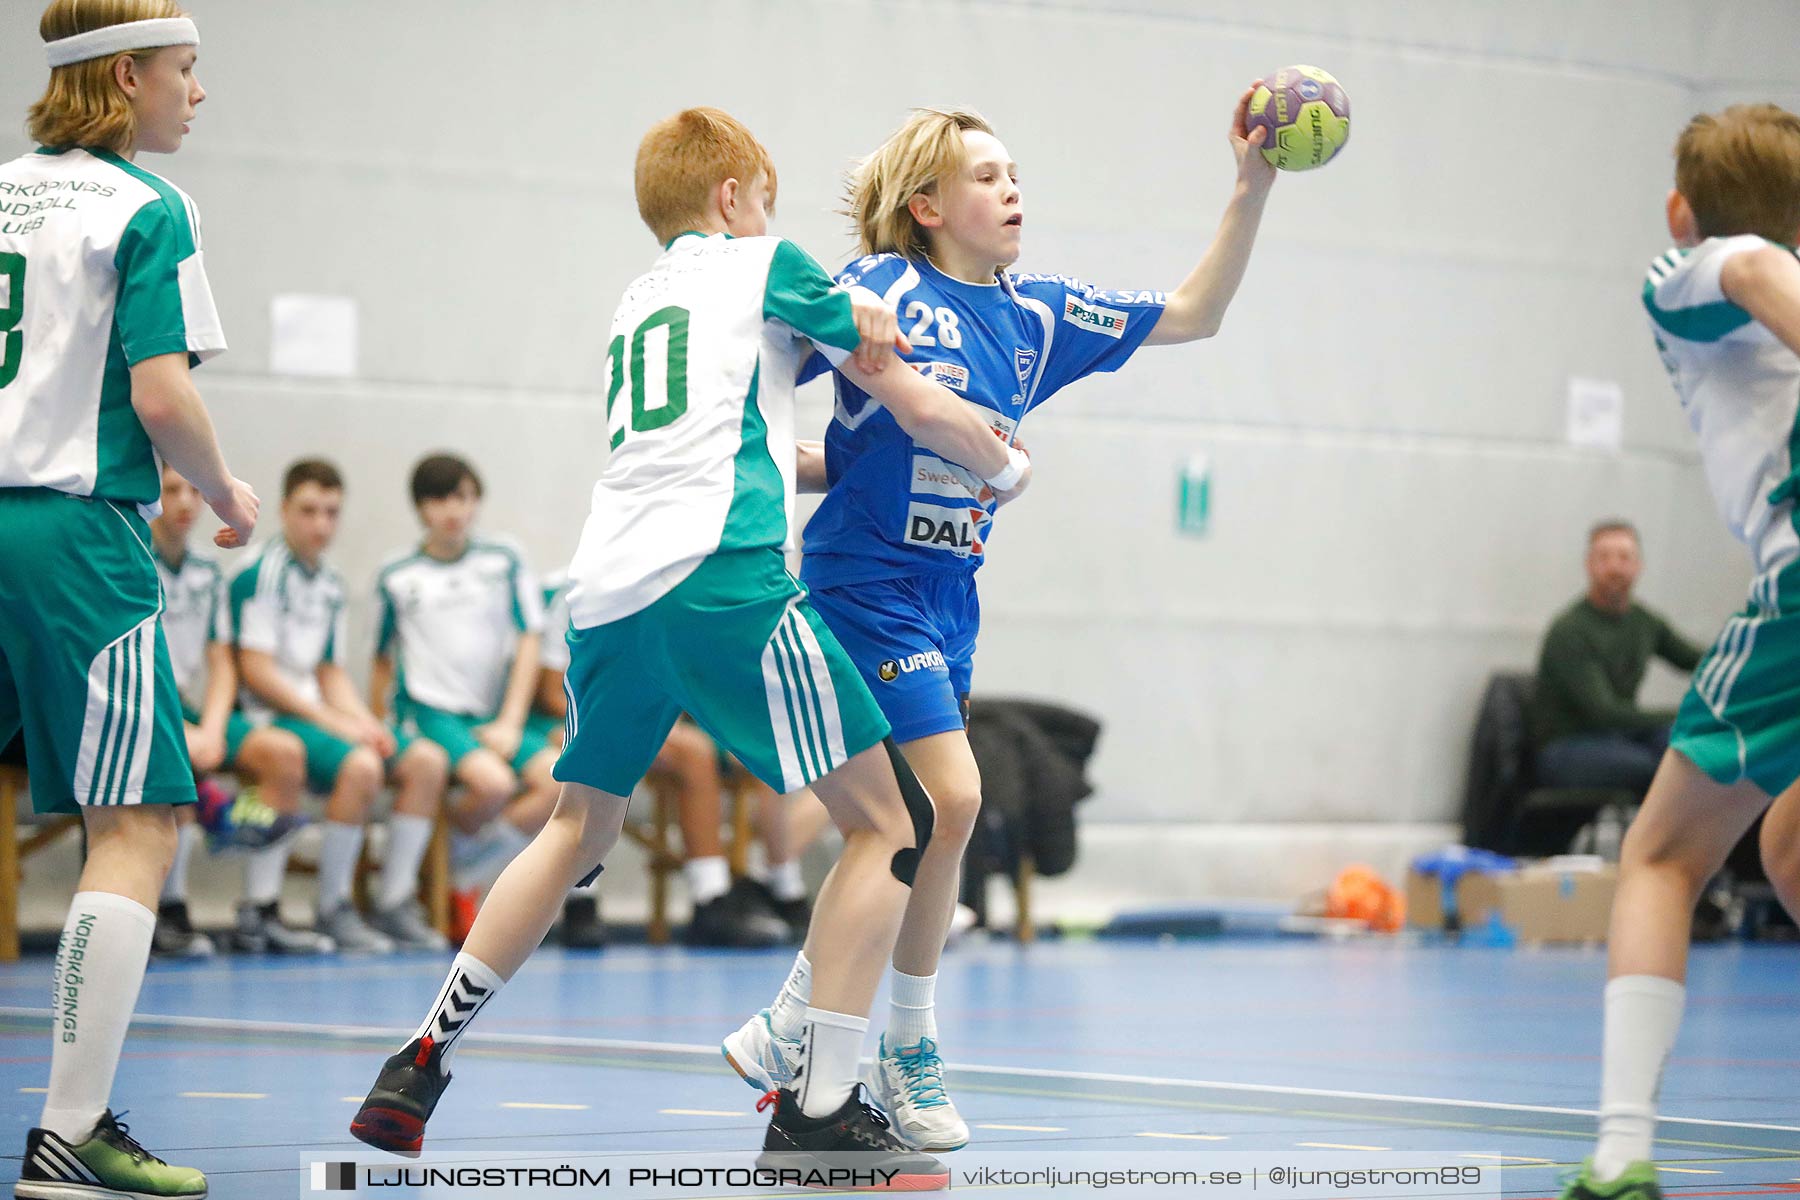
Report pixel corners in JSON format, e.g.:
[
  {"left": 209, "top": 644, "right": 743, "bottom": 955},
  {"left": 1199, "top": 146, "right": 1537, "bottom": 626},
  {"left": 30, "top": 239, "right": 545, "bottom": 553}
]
[
  {"left": 755, "top": 1084, "right": 948, "bottom": 1191},
  {"left": 350, "top": 1035, "right": 452, "bottom": 1155}
]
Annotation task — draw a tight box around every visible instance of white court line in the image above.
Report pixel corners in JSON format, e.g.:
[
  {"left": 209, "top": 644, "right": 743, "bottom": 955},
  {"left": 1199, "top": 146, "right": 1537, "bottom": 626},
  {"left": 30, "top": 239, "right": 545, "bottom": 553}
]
[
  {"left": 501, "top": 1102, "right": 588, "bottom": 1111},
  {"left": 1299, "top": 1142, "right": 1389, "bottom": 1151},
  {"left": 340, "top": 1097, "right": 361, "bottom": 1103},
  {"left": 1463, "top": 1154, "right": 1552, "bottom": 1163},
  {"left": 1137, "top": 1132, "right": 1228, "bottom": 1141},
  {"left": 978, "top": 1124, "right": 1067, "bottom": 1133},
  {"left": 17, "top": 1087, "right": 46, "bottom": 1094},
  {"left": 6, "top": 1007, "right": 1798, "bottom": 1136},
  {"left": 1659, "top": 1168, "right": 1723, "bottom": 1175},
  {"left": 180, "top": 1091, "right": 265, "bottom": 1099}
]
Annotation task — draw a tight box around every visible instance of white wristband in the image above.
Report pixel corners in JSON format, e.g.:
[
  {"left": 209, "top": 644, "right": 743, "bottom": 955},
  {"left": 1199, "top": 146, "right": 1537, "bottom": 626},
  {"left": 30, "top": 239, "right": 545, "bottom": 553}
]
[{"left": 984, "top": 446, "right": 1030, "bottom": 492}]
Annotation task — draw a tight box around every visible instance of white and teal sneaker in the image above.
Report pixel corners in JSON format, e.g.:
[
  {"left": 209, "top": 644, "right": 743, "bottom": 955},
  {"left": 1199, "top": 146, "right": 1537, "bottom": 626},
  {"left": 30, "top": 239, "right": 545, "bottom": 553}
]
[
  {"left": 868, "top": 1034, "right": 970, "bottom": 1152},
  {"left": 721, "top": 1008, "right": 801, "bottom": 1092}
]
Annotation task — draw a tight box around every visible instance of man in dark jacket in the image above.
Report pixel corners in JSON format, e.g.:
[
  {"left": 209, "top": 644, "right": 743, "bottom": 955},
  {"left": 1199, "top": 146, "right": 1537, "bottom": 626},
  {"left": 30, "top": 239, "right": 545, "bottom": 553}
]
[{"left": 1533, "top": 520, "right": 1703, "bottom": 792}]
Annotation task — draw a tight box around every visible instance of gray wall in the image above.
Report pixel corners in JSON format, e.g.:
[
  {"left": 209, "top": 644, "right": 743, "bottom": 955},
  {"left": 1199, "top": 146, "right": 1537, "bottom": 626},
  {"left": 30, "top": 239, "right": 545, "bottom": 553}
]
[{"left": 6, "top": 0, "right": 1790, "bottom": 898}]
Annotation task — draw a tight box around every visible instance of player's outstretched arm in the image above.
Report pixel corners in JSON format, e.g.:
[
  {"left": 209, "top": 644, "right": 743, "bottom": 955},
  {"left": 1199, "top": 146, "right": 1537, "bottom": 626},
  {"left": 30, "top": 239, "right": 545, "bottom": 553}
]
[
  {"left": 1144, "top": 84, "right": 1277, "bottom": 346},
  {"left": 130, "top": 352, "right": 258, "bottom": 546},
  {"left": 1721, "top": 245, "right": 1800, "bottom": 357},
  {"left": 841, "top": 354, "right": 1029, "bottom": 492}
]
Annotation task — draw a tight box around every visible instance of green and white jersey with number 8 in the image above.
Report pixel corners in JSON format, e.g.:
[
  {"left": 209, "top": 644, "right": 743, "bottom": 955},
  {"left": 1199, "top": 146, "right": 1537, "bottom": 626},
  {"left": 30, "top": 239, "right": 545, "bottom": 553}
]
[
  {"left": 0, "top": 147, "right": 225, "bottom": 516},
  {"left": 566, "top": 232, "right": 864, "bottom": 627}
]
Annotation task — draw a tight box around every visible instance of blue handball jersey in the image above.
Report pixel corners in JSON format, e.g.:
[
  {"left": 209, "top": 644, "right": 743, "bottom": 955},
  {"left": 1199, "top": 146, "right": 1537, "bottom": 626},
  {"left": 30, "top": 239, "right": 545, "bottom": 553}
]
[{"left": 800, "top": 254, "right": 1166, "bottom": 590}]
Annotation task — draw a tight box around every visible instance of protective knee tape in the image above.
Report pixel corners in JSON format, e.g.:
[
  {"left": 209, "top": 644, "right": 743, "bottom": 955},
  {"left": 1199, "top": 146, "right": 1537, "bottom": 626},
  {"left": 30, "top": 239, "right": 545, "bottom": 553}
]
[{"left": 883, "top": 736, "right": 937, "bottom": 887}]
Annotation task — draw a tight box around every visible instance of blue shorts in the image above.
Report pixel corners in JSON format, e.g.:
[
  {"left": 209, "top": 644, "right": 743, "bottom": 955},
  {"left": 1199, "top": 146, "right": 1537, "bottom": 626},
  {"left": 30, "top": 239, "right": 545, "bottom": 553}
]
[{"left": 806, "top": 574, "right": 978, "bottom": 744}]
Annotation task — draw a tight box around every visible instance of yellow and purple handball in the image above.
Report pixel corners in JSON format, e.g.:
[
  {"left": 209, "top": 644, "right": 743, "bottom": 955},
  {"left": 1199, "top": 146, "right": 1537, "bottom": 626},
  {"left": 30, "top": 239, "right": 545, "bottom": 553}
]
[{"left": 1246, "top": 65, "right": 1350, "bottom": 171}]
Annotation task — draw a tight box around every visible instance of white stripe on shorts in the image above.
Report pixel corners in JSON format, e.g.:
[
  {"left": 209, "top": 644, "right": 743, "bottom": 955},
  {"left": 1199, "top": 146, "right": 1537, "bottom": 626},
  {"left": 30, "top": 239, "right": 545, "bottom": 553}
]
[
  {"left": 785, "top": 609, "right": 849, "bottom": 770},
  {"left": 761, "top": 620, "right": 809, "bottom": 793},
  {"left": 74, "top": 613, "right": 158, "bottom": 806}
]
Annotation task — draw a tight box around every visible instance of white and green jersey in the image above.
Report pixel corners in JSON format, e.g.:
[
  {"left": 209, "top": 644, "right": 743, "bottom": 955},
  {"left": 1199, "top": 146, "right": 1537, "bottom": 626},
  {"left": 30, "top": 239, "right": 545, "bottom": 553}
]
[
  {"left": 540, "top": 573, "right": 571, "bottom": 673},
  {"left": 154, "top": 546, "right": 228, "bottom": 709},
  {"left": 228, "top": 539, "right": 349, "bottom": 724},
  {"left": 376, "top": 538, "right": 544, "bottom": 717},
  {"left": 565, "top": 233, "right": 864, "bottom": 627},
  {"left": 0, "top": 147, "right": 225, "bottom": 515},
  {"left": 1645, "top": 236, "right": 1800, "bottom": 573}
]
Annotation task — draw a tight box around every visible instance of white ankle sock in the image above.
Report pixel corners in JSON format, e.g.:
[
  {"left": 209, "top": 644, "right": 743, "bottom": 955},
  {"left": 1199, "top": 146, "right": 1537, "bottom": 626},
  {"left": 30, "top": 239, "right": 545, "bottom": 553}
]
[
  {"left": 1594, "top": 974, "right": 1685, "bottom": 1181},
  {"left": 685, "top": 855, "right": 730, "bottom": 905},
  {"left": 160, "top": 822, "right": 200, "bottom": 904},
  {"left": 412, "top": 951, "right": 506, "bottom": 1069},
  {"left": 797, "top": 1007, "right": 868, "bottom": 1118},
  {"left": 768, "top": 951, "right": 812, "bottom": 1041},
  {"left": 378, "top": 814, "right": 435, "bottom": 910},
  {"left": 887, "top": 969, "right": 938, "bottom": 1048},
  {"left": 242, "top": 841, "right": 292, "bottom": 907},
  {"left": 39, "top": 892, "right": 156, "bottom": 1143},
  {"left": 318, "top": 822, "right": 364, "bottom": 912},
  {"left": 765, "top": 860, "right": 806, "bottom": 902}
]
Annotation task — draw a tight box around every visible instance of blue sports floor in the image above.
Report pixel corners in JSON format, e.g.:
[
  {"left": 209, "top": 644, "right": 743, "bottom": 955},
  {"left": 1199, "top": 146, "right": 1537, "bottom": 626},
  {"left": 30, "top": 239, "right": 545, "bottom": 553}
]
[{"left": 1, "top": 938, "right": 1796, "bottom": 1198}]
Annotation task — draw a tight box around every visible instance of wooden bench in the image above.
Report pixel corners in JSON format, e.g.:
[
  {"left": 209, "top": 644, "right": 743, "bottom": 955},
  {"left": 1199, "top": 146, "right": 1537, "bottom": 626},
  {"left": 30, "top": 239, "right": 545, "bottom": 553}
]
[
  {"left": 622, "top": 765, "right": 760, "bottom": 945},
  {"left": 0, "top": 766, "right": 82, "bottom": 962},
  {"left": 2, "top": 764, "right": 454, "bottom": 954}
]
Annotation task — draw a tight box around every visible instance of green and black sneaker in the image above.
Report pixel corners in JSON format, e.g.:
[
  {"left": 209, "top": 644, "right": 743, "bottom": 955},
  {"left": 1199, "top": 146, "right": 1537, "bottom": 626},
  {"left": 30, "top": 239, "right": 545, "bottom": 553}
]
[
  {"left": 1560, "top": 1160, "right": 1661, "bottom": 1200},
  {"left": 16, "top": 1109, "right": 205, "bottom": 1198}
]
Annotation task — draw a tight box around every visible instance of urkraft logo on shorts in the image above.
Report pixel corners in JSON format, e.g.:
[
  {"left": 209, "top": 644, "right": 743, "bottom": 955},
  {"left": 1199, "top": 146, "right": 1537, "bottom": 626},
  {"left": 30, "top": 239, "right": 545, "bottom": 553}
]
[{"left": 878, "top": 651, "right": 947, "bottom": 682}]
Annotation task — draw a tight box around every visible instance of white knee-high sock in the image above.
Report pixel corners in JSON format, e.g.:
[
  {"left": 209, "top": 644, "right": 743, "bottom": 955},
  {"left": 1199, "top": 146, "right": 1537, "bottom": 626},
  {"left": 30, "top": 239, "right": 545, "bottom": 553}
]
[
  {"left": 887, "top": 969, "right": 938, "bottom": 1048},
  {"left": 797, "top": 1007, "right": 868, "bottom": 1118},
  {"left": 318, "top": 822, "right": 364, "bottom": 912},
  {"left": 411, "top": 951, "right": 505, "bottom": 1069},
  {"left": 242, "top": 841, "right": 292, "bottom": 907},
  {"left": 1594, "top": 975, "right": 1686, "bottom": 1181},
  {"left": 768, "top": 951, "right": 812, "bottom": 1041},
  {"left": 378, "top": 814, "right": 435, "bottom": 910},
  {"left": 39, "top": 893, "right": 156, "bottom": 1142},
  {"left": 159, "top": 823, "right": 201, "bottom": 904}
]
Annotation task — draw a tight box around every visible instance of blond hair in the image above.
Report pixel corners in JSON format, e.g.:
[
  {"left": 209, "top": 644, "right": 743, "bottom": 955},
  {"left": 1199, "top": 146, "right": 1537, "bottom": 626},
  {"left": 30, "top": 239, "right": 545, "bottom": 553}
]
[
  {"left": 634, "top": 107, "right": 777, "bottom": 245},
  {"left": 1675, "top": 104, "right": 1800, "bottom": 244},
  {"left": 27, "top": 0, "right": 189, "bottom": 153},
  {"left": 848, "top": 108, "right": 994, "bottom": 261}
]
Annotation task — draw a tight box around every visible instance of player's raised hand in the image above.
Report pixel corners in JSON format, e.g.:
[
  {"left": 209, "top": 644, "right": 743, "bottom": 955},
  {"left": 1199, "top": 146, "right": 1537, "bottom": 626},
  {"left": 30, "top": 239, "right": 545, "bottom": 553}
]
[
  {"left": 848, "top": 287, "right": 911, "bottom": 374},
  {"left": 1231, "top": 81, "right": 1277, "bottom": 193},
  {"left": 206, "top": 477, "right": 260, "bottom": 548}
]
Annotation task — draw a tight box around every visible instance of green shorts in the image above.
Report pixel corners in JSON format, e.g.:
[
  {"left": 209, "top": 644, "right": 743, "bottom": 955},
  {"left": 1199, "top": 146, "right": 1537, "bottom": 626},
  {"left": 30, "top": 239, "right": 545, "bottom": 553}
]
[
  {"left": 0, "top": 490, "right": 195, "bottom": 815},
  {"left": 397, "top": 700, "right": 557, "bottom": 774},
  {"left": 270, "top": 714, "right": 416, "bottom": 796},
  {"left": 1673, "top": 562, "right": 1800, "bottom": 796},
  {"left": 179, "top": 701, "right": 255, "bottom": 766},
  {"left": 555, "top": 548, "right": 890, "bottom": 797}
]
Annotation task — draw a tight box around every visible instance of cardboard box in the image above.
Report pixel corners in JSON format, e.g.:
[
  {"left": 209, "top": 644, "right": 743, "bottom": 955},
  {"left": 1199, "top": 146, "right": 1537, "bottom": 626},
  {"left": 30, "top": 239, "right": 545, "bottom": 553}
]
[
  {"left": 1407, "top": 861, "right": 1616, "bottom": 943},
  {"left": 1495, "top": 863, "right": 1616, "bottom": 944},
  {"left": 1405, "top": 867, "right": 1503, "bottom": 931}
]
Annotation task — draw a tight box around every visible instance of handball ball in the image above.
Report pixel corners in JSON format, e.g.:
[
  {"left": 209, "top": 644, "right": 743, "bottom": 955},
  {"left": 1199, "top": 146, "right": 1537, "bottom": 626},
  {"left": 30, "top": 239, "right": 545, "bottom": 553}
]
[{"left": 1247, "top": 65, "right": 1350, "bottom": 171}]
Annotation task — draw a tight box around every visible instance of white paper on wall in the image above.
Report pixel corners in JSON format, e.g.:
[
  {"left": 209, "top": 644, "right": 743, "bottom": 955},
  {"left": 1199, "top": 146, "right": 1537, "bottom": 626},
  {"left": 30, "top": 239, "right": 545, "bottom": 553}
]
[
  {"left": 270, "top": 294, "right": 358, "bottom": 378},
  {"left": 1566, "top": 376, "right": 1624, "bottom": 452}
]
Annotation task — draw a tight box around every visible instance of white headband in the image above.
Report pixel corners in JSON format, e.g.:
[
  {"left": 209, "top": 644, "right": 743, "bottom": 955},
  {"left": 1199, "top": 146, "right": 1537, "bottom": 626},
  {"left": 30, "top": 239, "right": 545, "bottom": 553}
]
[{"left": 45, "top": 17, "right": 198, "bottom": 69}]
